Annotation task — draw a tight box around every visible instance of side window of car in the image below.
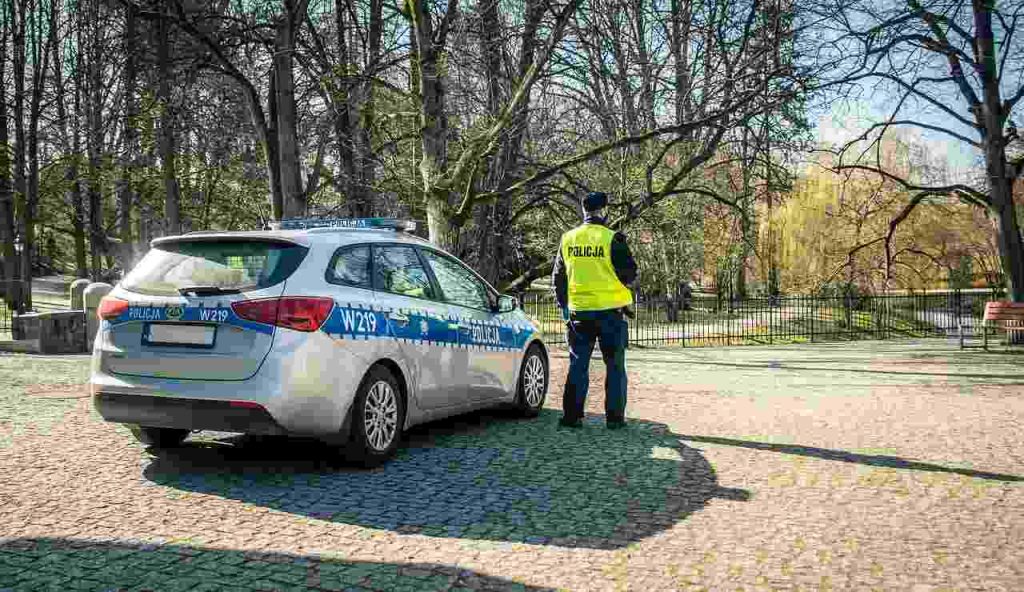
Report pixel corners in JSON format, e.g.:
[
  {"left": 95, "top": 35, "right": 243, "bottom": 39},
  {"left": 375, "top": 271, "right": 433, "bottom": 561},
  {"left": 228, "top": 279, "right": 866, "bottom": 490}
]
[
  {"left": 420, "top": 249, "right": 492, "bottom": 311},
  {"left": 326, "top": 245, "right": 372, "bottom": 289},
  {"left": 373, "top": 245, "right": 435, "bottom": 300}
]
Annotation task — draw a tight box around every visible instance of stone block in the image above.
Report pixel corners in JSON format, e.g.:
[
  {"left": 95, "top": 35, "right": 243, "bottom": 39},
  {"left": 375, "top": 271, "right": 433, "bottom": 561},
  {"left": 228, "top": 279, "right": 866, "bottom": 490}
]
[
  {"left": 70, "top": 279, "right": 91, "bottom": 309},
  {"left": 83, "top": 282, "right": 113, "bottom": 344},
  {"left": 10, "top": 310, "right": 87, "bottom": 353},
  {"left": 12, "top": 313, "right": 41, "bottom": 341}
]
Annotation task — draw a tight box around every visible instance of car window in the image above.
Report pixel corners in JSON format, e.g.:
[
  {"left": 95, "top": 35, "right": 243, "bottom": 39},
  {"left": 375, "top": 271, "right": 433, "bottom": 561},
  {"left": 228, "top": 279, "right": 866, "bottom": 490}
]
[
  {"left": 121, "top": 240, "right": 307, "bottom": 296},
  {"left": 373, "top": 245, "right": 435, "bottom": 300},
  {"left": 420, "top": 249, "right": 492, "bottom": 311},
  {"left": 327, "top": 245, "right": 372, "bottom": 289}
]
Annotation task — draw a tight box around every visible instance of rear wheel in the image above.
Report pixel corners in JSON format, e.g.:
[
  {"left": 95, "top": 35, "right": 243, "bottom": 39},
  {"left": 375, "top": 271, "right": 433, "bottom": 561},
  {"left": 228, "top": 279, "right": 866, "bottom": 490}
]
[
  {"left": 514, "top": 345, "right": 548, "bottom": 417},
  {"left": 129, "top": 426, "right": 189, "bottom": 448},
  {"left": 347, "top": 365, "right": 405, "bottom": 467}
]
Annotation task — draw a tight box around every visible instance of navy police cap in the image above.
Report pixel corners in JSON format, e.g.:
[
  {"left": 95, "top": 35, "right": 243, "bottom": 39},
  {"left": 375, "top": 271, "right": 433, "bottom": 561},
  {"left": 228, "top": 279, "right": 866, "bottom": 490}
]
[{"left": 581, "top": 191, "right": 608, "bottom": 211}]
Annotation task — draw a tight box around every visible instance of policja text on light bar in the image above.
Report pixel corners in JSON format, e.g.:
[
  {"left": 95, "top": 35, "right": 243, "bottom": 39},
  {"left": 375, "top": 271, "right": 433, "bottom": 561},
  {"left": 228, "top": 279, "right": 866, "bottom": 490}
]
[{"left": 268, "top": 218, "right": 417, "bottom": 232}]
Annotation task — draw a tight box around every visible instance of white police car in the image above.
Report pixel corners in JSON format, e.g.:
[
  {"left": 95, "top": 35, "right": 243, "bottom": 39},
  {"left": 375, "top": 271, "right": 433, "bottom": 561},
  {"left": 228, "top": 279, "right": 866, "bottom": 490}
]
[{"left": 90, "top": 218, "right": 548, "bottom": 465}]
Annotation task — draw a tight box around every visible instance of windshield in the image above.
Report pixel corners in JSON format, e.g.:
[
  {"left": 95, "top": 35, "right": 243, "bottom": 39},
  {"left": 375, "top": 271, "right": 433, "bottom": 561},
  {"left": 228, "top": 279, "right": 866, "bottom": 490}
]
[{"left": 121, "top": 240, "right": 308, "bottom": 296}]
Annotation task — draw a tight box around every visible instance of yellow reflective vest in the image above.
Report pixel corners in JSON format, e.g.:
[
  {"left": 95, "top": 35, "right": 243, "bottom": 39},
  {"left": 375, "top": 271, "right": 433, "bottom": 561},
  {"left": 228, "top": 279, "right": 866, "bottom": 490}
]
[{"left": 560, "top": 223, "right": 634, "bottom": 312}]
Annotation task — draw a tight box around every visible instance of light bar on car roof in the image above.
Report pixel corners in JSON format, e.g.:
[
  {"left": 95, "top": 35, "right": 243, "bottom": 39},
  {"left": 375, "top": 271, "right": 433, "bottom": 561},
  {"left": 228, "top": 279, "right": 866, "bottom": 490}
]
[{"left": 269, "top": 217, "right": 417, "bottom": 232}]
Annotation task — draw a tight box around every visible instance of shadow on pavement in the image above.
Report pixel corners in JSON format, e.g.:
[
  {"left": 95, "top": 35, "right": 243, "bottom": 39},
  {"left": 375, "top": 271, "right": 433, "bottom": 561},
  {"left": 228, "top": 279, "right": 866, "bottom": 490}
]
[
  {"left": 682, "top": 435, "right": 1024, "bottom": 482},
  {"left": 631, "top": 357, "right": 1024, "bottom": 381},
  {"left": 0, "top": 537, "right": 553, "bottom": 591},
  {"left": 143, "top": 409, "right": 749, "bottom": 549}
]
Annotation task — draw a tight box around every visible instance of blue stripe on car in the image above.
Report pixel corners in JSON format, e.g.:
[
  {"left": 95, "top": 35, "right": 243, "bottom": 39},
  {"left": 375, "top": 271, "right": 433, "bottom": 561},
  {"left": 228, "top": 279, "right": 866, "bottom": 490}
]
[
  {"left": 108, "top": 306, "right": 275, "bottom": 335},
  {"left": 322, "top": 304, "right": 534, "bottom": 350},
  {"left": 107, "top": 303, "right": 535, "bottom": 349}
]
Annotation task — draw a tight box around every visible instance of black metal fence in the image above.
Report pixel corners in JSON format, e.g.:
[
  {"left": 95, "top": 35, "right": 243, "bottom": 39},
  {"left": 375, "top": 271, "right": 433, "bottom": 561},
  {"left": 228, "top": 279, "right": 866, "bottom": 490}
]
[
  {"left": 0, "top": 299, "right": 11, "bottom": 338},
  {"left": 522, "top": 291, "right": 994, "bottom": 347}
]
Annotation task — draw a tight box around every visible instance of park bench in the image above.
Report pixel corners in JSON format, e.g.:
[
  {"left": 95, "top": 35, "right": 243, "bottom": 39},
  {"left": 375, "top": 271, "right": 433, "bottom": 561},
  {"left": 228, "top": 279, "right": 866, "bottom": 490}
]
[{"left": 981, "top": 301, "right": 1024, "bottom": 351}]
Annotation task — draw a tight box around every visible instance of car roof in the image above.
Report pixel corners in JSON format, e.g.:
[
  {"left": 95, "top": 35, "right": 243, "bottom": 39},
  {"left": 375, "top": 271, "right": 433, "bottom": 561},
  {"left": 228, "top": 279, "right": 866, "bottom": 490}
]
[
  {"left": 150, "top": 225, "right": 498, "bottom": 293},
  {"left": 152, "top": 227, "right": 432, "bottom": 249}
]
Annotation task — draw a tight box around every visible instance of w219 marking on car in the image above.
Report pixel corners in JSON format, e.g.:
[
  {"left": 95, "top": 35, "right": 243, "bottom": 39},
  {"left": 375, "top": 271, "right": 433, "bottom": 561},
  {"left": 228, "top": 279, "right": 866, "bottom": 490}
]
[
  {"left": 339, "top": 309, "right": 379, "bottom": 333},
  {"left": 90, "top": 217, "right": 549, "bottom": 467},
  {"left": 197, "top": 308, "right": 230, "bottom": 323}
]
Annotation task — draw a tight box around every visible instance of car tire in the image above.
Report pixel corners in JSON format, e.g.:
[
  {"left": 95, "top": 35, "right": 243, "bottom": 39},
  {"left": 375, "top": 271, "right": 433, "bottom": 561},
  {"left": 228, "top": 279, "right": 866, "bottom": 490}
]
[
  {"left": 514, "top": 344, "right": 548, "bottom": 417},
  {"left": 130, "top": 425, "right": 189, "bottom": 448},
  {"left": 346, "top": 365, "right": 405, "bottom": 467}
]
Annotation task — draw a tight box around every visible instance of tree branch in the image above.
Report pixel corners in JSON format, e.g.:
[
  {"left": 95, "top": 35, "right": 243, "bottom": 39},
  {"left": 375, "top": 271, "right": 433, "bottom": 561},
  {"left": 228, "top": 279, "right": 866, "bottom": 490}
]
[
  {"left": 832, "top": 164, "right": 991, "bottom": 207},
  {"left": 852, "top": 119, "right": 981, "bottom": 148}
]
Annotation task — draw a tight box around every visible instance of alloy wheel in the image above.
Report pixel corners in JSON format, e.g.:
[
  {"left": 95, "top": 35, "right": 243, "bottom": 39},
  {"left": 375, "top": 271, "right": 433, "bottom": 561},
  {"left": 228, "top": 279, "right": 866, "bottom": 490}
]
[
  {"left": 363, "top": 380, "right": 398, "bottom": 451},
  {"left": 523, "top": 354, "right": 546, "bottom": 407}
]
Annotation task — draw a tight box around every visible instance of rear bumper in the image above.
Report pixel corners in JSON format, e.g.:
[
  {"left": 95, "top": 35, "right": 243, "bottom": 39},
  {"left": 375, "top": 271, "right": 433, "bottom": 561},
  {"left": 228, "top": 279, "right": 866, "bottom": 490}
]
[
  {"left": 94, "top": 392, "right": 288, "bottom": 435},
  {"left": 89, "top": 329, "right": 368, "bottom": 435}
]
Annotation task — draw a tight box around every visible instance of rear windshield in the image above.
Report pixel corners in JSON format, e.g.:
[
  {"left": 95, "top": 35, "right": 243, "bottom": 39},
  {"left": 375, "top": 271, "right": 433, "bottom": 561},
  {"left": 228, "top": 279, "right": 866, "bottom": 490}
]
[{"left": 121, "top": 240, "right": 308, "bottom": 296}]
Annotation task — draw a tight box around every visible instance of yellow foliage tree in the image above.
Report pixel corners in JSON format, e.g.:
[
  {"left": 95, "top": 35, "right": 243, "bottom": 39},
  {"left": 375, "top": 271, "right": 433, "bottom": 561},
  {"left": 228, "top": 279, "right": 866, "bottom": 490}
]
[{"left": 769, "top": 135, "right": 1000, "bottom": 294}]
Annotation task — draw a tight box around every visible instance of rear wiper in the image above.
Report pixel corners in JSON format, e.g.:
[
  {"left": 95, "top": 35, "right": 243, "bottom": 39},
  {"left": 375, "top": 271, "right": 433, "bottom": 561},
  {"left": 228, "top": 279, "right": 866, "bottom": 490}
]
[{"left": 177, "top": 286, "right": 241, "bottom": 296}]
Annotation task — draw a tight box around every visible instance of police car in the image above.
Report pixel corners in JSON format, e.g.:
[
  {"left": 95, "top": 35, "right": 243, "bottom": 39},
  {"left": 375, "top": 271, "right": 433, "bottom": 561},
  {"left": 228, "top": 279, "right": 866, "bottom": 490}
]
[{"left": 90, "top": 218, "right": 549, "bottom": 465}]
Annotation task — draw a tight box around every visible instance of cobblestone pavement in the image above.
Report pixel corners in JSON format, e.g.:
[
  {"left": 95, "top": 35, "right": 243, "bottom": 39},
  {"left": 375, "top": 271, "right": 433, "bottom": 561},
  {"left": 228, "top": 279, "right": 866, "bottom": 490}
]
[{"left": 1, "top": 339, "right": 1023, "bottom": 591}]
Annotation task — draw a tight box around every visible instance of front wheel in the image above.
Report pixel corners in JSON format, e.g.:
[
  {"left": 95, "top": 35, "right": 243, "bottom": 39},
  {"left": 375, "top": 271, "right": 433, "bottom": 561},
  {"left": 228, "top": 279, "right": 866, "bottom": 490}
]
[
  {"left": 346, "top": 365, "right": 405, "bottom": 467},
  {"left": 129, "top": 426, "right": 189, "bottom": 448},
  {"left": 514, "top": 345, "right": 548, "bottom": 417}
]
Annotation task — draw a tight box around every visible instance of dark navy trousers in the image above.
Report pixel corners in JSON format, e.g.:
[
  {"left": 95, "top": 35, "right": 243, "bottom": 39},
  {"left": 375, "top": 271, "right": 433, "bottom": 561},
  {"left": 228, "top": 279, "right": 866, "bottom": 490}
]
[{"left": 562, "top": 308, "right": 628, "bottom": 423}]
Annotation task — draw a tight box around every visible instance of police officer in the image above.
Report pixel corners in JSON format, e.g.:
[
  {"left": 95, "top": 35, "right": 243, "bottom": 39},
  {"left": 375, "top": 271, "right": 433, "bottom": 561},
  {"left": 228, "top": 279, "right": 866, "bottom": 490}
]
[{"left": 552, "top": 191, "right": 638, "bottom": 429}]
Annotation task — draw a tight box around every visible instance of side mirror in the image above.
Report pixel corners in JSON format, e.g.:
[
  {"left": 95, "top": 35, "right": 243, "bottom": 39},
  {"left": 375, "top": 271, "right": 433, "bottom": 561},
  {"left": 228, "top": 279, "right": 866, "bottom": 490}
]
[{"left": 497, "top": 294, "right": 518, "bottom": 313}]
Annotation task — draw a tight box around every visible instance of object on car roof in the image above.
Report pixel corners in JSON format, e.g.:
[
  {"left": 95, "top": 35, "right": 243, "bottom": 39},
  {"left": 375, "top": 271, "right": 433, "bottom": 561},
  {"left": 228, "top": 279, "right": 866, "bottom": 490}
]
[{"left": 267, "top": 217, "right": 417, "bottom": 233}]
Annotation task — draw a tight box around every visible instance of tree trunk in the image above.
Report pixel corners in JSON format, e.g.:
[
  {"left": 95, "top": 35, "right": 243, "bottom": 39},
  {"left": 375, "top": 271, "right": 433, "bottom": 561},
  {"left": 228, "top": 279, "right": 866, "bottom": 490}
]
[
  {"left": 69, "top": 6, "right": 87, "bottom": 278},
  {"left": 49, "top": 0, "right": 82, "bottom": 279},
  {"left": 0, "top": 0, "right": 18, "bottom": 308},
  {"left": 736, "top": 127, "right": 753, "bottom": 299},
  {"left": 670, "top": 0, "right": 692, "bottom": 129},
  {"left": 973, "top": 0, "right": 1024, "bottom": 301},
  {"left": 991, "top": 182, "right": 1024, "bottom": 301},
  {"left": 116, "top": 2, "right": 137, "bottom": 267},
  {"left": 157, "top": 13, "right": 180, "bottom": 235},
  {"left": 26, "top": 0, "right": 51, "bottom": 291},
  {"left": 264, "top": 72, "right": 283, "bottom": 219},
  {"left": 332, "top": 0, "right": 361, "bottom": 215},
  {"left": 274, "top": 0, "right": 307, "bottom": 218},
  {"left": 470, "top": 0, "right": 506, "bottom": 282},
  {"left": 12, "top": 0, "right": 29, "bottom": 311},
  {"left": 470, "top": 0, "right": 542, "bottom": 285},
  {"left": 356, "top": 0, "right": 383, "bottom": 212},
  {"left": 86, "top": 0, "right": 104, "bottom": 280},
  {"left": 409, "top": 0, "right": 451, "bottom": 247}
]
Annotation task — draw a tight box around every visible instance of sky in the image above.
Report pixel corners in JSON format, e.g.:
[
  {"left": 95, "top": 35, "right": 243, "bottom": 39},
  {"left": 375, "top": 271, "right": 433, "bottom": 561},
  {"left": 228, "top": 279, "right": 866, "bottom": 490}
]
[{"left": 811, "top": 97, "right": 984, "bottom": 186}]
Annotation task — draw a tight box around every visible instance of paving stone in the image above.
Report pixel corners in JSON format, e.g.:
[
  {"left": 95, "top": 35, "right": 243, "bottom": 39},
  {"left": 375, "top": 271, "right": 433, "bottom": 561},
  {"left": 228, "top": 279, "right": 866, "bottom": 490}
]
[{"left": 1, "top": 344, "right": 1023, "bottom": 590}]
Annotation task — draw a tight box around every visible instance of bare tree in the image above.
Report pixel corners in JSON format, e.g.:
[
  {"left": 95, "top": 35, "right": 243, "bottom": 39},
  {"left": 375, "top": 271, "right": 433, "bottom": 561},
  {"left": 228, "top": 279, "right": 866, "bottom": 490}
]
[
  {"left": 501, "top": 0, "right": 804, "bottom": 291},
  {"left": 815, "top": 0, "right": 1024, "bottom": 299},
  {"left": 152, "top": 0, "right": 311, "bottom": 219},
  {"left": 403, "top": 0, "right": 582, "bottom": 249}
]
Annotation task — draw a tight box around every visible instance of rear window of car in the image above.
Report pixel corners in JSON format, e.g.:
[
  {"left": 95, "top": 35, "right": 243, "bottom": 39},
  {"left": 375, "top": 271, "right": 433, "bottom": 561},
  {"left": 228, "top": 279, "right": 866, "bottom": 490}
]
[{"left": 121, "top": 240, "right": 308, "bottom": 296}]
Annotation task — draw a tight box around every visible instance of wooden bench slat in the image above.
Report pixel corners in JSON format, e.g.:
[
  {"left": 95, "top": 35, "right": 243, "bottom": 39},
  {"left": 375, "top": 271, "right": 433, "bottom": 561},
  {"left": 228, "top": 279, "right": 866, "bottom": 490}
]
[
  {"left": 984, "top": 301, "right": 1024, "bottom": 321},
  {"left": 985, "top": 312, "right": 1024, "bottom": 320}
]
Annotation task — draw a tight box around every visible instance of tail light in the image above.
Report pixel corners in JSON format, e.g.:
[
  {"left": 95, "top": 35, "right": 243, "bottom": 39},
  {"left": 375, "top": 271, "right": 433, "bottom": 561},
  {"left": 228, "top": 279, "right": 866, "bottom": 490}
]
[
  {"left": 97, "top": 296, "right": 129, "bottom": 320},
  {"left": 231, "top": 297, "right": 333, "bottom": 332}
]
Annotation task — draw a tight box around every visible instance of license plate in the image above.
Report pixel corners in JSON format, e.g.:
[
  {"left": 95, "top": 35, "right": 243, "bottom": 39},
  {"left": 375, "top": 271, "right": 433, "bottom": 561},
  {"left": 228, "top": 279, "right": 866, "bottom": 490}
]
[{"left": 143, "top": 323, "right": 217, "bottom": 348}]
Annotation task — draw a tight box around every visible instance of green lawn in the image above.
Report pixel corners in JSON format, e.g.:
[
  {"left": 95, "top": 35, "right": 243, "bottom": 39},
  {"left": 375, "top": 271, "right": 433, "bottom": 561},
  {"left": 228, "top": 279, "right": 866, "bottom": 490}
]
[{"left": 0, "top": 353, "right": 91, "bottom": 448}]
